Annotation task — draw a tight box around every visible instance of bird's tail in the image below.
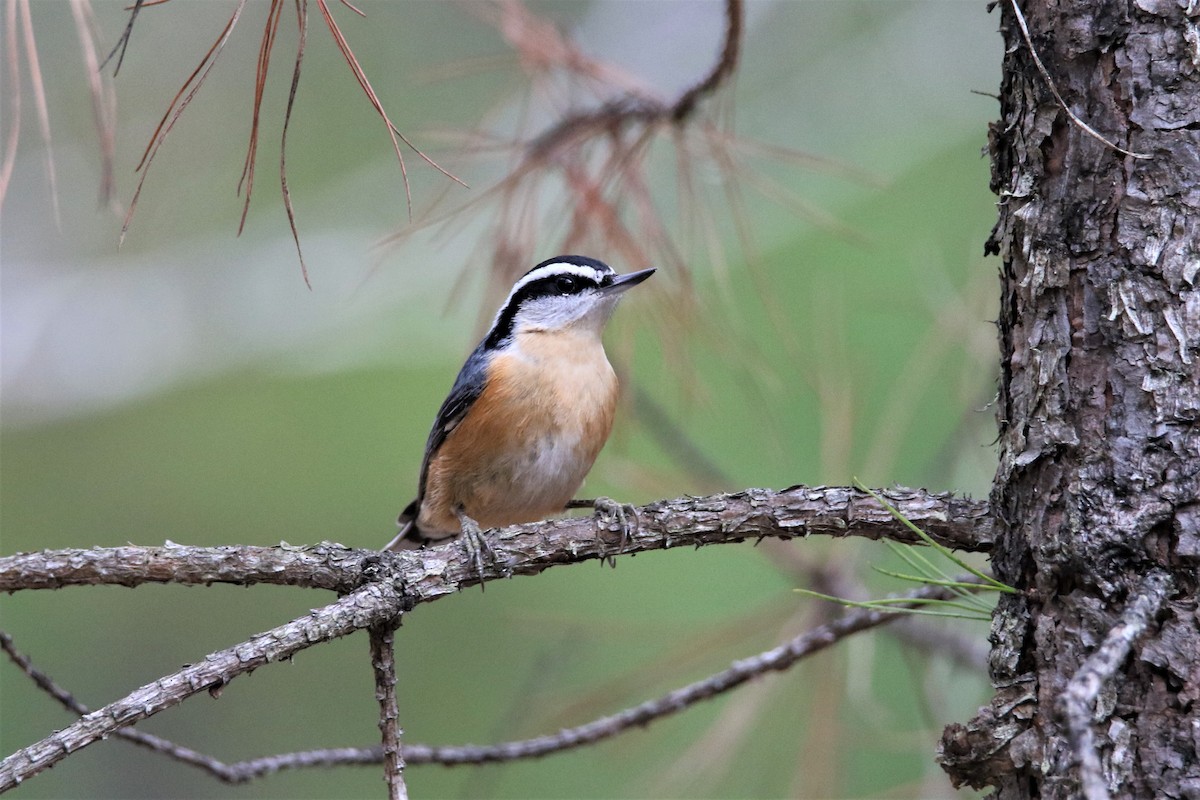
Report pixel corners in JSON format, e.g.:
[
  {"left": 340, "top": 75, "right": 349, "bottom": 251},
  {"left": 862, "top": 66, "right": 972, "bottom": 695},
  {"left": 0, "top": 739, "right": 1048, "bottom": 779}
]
[{"left": 384, "top": 500, "right": 424, "bottom": 551}]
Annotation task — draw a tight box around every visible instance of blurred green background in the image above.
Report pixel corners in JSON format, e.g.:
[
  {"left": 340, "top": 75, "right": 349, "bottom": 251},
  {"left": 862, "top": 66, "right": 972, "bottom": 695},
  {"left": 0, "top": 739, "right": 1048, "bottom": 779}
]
[{"left": 1, "top": 1, "right": 1000, "bottom": 797}]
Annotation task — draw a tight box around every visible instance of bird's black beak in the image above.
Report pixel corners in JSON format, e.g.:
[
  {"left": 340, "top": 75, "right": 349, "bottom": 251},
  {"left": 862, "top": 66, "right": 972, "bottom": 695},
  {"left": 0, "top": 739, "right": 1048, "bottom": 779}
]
[{"left": 602, "top": 267, "right": 656, "bottom": 295}]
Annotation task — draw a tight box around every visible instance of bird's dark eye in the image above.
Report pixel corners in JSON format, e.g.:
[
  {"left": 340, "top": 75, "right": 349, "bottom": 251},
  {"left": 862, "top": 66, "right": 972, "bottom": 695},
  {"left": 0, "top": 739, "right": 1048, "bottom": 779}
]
[{"left": 555, "top": 276, "right": 578, "bottom": 293}]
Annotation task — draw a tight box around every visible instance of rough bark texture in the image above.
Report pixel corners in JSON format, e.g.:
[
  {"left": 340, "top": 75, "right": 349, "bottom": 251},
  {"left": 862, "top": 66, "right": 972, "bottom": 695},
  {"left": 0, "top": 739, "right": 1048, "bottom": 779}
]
[
  {"left": 0, "top": 484, "right": 987, "bottom": 791},
  {"left": 939, "top": 1, "right": 1200, "bottom": 797},
  {"left": 0, "top": 486, "right": 993, "bottom": 595}
]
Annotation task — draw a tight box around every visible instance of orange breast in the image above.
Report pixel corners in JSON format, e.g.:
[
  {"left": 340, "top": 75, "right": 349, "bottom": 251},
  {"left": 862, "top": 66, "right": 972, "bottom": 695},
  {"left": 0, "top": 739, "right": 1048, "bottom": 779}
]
[{"left": 418, "top": 330, "right": 618, "bottom": 535}]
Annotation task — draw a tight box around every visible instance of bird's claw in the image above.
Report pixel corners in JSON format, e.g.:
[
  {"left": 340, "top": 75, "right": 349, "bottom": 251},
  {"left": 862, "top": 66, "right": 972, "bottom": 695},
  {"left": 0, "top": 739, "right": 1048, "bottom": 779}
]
[
  {"left": 456, "top": 510, "right": 513, "bottom": 588},
  {"left": 591, "top": 496, "right": 639, "bottom": 568}
]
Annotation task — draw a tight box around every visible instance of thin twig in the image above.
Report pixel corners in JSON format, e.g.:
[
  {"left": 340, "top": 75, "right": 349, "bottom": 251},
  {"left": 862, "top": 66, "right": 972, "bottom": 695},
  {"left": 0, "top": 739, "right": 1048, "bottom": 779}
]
[
  {"left": 100, "top": 0, "right": 146, "bottom": 75},
  {"left": 369, "top": 624, "right": 407, "bottom": 800},
  {"left": 1061, "top": 570, "right": 1172, "bottom": 800},
  {"left": 671, "top": 0, "right": 742, "bottom": 121},
  {"left": 1008, "top": 0, "right": 1150, "bottom": 160},
  {"left": 5, "top": 582, "right": 972, "bottom": 784},
  {"left": 254, "top": 582, "right": 984, "bottom": 772},
  {"left": 4, "top": 628, "right": 381, "bottom": 784},
  {"left": 0, "top": 631, "right": 252, "bottom": 780},
  {"left": 0, "top": 580, "right": 405, "bottom": 791},
  {"left": 3, "top": 629, "right": 380, "bottom": 783},
  {"left": 525, "top": 0, "right": 742, "bottom": 162}
]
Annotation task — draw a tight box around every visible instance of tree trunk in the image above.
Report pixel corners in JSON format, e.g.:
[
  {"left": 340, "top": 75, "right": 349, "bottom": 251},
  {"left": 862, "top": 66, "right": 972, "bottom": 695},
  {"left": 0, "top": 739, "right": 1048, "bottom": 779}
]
[{"left": 939, "top": 0, "right": 1200, "bottom": 797}]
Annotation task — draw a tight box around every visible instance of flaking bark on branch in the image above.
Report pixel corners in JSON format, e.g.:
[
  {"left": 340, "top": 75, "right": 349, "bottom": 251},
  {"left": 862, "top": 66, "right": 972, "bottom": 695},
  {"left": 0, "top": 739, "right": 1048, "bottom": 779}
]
[
  {"left": 0, "top": 485, "right": 992, "bottom": 595},
  {"left": 0, "top": 631, "right": 261, "bottom": 780},
  {"left": 369, "top": 625, "right": 407, "bottom": 800},
  {"left": 0, "top": 581, "right": 405, "bottom": 792},
  {"left": 3, "top": 582, "right": 977, "bottom": 784},
  {"left": 0, "top": 484, "right": 991, "bottom": 791}
]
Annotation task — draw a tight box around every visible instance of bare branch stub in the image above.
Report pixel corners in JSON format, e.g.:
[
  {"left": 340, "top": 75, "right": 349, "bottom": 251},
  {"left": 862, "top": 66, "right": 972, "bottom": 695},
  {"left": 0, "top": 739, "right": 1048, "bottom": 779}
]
[{"left": 369, "top": 624, "right": 407, "bottom": 800}]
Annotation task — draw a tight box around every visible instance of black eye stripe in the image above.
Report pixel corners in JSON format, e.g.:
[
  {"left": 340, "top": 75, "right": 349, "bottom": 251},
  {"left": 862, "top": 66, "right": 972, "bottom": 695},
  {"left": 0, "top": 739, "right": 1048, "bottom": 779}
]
[
  {"left": 485, "top": 256, "right": 617, "bottom": 349},
  {"left": 524, "top": 273, "right": 598, "bottom": 298},
  {"left": 485, "top": 272, "right": 601, "bottom": 348}
]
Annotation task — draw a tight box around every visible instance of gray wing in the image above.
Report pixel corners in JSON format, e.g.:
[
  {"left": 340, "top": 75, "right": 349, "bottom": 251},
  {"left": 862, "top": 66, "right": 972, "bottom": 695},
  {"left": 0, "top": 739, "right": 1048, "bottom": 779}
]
[
  {"left": 389, "top": 344, "right": 490, "bottom": 549},
  {"left": 416, "top": 344, "right": 491, "bottom": 500}
]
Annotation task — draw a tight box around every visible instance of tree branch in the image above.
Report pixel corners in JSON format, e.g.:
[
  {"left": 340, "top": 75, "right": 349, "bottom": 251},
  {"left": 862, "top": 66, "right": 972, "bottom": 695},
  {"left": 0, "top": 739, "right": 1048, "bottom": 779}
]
[
  {"left": 0, "top": 580, "right": 405, "bottom": 791},
  {"left": 527, "top": 0, "right": 743, "bottom": 159},
  {"left": 0, "top": 541, "right": 369, "bottom": 592},
  {"left": 6, "top": 581, "right": 977, "bottom": 784},
  {"left": 0, "top": 485, "right": 993, "bottom": 790},
  {"left": 0, "top": 630, "right": 248, "bottom": 778},
  {"left": 1060, "top": 570, "right": 1173, "bottom": 800},
  {"left": 398, "top": 581, "right": 979, "bottom": 766},
  {"left": 369, "top": 624, "right": 407, "bottom": 800},
  {"left": 0, "top": 485, "right": 992, "bottom": 594},
  {"left": 671, "top": 0, "right": 742, "bottom": 121}
]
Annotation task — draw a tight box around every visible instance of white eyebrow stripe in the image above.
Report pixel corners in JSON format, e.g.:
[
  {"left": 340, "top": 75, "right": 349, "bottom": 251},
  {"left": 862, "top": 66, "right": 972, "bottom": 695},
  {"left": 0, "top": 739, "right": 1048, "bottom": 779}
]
[
  {"left": 482, "top": 260, "right": 616, "bottom": 345},
  {"left": 513, "top": 263, "right": 606, "bottom": 292},
  {"left": 498, "top": 263, "right": 609, "bottom": 310}
]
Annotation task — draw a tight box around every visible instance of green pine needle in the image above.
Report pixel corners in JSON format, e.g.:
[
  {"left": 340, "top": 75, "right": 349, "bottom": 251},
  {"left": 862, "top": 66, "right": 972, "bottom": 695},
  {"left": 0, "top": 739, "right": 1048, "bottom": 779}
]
[
  {"left": 857, "top": 481, "right": 1016, "bottom": 594},
  {"left": 794, "top": 588, "right": 993, "bottom": 621},
  {"left": 792, "top": 482, "right": 1015, "bottom": 623},
  {"left": 869, "top": 566, "right": 998, "bottom": 607}
]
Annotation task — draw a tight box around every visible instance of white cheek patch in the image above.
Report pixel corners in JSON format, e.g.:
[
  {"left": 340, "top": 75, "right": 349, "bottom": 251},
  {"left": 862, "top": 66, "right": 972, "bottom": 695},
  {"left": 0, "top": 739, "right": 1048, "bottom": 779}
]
[
  {"left": 494, "top": 263, "right": 610, "bottom": 325},
  {"left": 516, "top": 294, "right": 599, "bottom": 332}
]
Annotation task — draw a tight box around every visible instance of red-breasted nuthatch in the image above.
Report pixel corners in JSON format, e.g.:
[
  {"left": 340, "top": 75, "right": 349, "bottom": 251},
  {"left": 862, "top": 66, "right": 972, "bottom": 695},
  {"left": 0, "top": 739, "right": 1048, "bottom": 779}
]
[{"left": 385, "top": 255, "right": 654, "bottom": 556}]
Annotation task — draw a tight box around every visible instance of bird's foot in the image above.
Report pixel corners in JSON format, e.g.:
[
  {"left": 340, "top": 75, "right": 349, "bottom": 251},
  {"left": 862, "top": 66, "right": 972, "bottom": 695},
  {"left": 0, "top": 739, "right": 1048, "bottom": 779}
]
[
  {"left": 580, "top": 497, "right": 639, "bottom": 568},
  {"left": 455, "top": 510, "right": 511, "bottom": 587}
]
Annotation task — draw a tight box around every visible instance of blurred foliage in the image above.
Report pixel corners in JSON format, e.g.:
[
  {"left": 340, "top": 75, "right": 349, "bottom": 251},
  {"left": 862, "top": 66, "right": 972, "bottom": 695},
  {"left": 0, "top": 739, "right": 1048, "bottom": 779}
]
[{"left": 2, "top": 1, "right": 998, "bottom": 797}]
